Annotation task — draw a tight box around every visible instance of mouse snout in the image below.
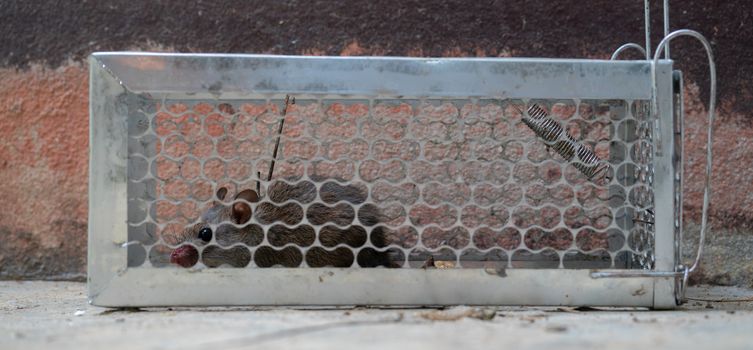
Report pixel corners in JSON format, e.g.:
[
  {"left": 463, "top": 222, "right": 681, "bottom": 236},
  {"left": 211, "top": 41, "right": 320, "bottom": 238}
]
[{"left": 170, "top": 245, "right": 199, "bottom": 268}]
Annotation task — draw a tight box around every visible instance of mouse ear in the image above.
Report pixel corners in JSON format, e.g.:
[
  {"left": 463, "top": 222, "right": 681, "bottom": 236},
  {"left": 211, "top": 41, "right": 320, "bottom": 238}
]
[
  {"left": 235, "top": 189, "right": 259, "bottom": 203},
  {"left": 231, "top": 202, "right": 252, "bottom": 224},
  {"left": 216, "top": 187, "right": 228, "bottom": 201},
  {"left": 231, "top": 189, "right": 259, "bottom": 224}
]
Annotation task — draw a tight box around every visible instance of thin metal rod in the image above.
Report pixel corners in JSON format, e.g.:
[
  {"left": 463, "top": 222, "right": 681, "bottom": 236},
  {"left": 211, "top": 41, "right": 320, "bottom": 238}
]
[
  {"left": 663, "top": 0, "right": 670, "bottom": 58},
  {"left": 591, "top": 270, "right": 682, "bottom": 278},
  {"left": 256, "top": 171, "right": 261, "bottom": 194},
  {"left": 675, "top": 70, "right": 684, "bottom": 277},
  {"left": 644, "top": 0, "right": 651, "bottom": 59},
  {"left": 652, "top": 29, "right": 717, "bottom": 278},
  {"left": 610, "top": 43, "right": 648, "bottom": 60},
  {"left": 267, "top": 95, "right": 294, "bottom": 181}
]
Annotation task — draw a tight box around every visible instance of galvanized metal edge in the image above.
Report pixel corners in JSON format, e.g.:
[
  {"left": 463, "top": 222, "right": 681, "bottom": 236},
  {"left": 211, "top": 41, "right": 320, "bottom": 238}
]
[
  {"left": 92, "top": 52, "right": 671, "bottom": 100},
  {"left": 88, "top": 56, "right": 130, "bottom": 304},
  {"left": 91, "top": 268, "right": 655, "bottom": 307},
  {"left": 652, "top": 60, "right": 677, "bottom": 308}
]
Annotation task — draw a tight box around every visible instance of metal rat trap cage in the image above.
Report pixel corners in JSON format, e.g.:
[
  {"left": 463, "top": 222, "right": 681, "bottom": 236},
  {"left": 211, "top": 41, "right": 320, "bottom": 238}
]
[{"left": 88, "top": 3, "right": 716, "bottom": 308}]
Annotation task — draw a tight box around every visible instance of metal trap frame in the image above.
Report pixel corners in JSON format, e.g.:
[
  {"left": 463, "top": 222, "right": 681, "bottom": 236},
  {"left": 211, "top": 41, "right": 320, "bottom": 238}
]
[{"left": 88, "top": 3, "right": 715, "bottom": 309}]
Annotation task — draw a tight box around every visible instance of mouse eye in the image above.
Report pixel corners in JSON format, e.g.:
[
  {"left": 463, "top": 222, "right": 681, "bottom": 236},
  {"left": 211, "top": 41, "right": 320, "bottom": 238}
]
[{"left": 198, "top": 227, "right": 213, "bottom": 242}]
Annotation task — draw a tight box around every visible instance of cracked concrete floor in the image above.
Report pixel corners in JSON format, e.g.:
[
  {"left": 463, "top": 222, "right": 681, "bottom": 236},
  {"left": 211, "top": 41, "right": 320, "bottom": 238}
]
[{"left": 2, "top": 281, "right": 753, "bottom": 350}]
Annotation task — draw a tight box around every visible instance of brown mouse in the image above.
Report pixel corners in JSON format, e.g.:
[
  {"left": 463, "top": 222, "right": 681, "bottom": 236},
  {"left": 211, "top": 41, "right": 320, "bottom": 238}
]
[{"left": 170, "top": 179, "right": 397, "bottom": 268}]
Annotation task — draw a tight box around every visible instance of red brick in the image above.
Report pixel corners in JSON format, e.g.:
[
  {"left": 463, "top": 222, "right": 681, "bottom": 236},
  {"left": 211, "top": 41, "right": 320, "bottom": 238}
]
[
  {"left": 227, "top": 159, "right": 252, "bottom": 181},
  {"left": 472, "top": 183, "right": 523, "bottom": 207},
  {"left": 372, "top": 182, "right": 419, "bottom": 205},
  {"left": 408, "top": 204, "right": 457, "bottom": 228},
  {"left": 281, "top": 138, "right": 319, "bottom": 160},
  {"left": 460, "top": 205, "right": 509, "bottom": 228},
  {"left": 215, "top": 137, "right": 237, "bottom": 159},
  {"left": 472, "top": 227, "right": 521, "bottom": 250},
  {"left": 372, "top": 102, "right": 413, "bottom": 125},
  {"left": 421, "top": 226, "right": 470, "bottom": 249},
  {"left": 372, "top": 140, "right": 420, "bottom": 161},
  {"left": 163, "top": 135, "right": 190, "bottom": 158},
  {"left": 372, "top": 226, "right": 417, "bottom": 249},
  {"left": 162, "top": 178, "right": 190, "bottom": 201},
  {"left": 409, "top": 161, "right": 458, "bottom": 184},
  {"left": 422, "top": 183, "right": 471, "bottom": 206},
  {"left": 524, "top": 228, "right": 573, "bottom": 250}
]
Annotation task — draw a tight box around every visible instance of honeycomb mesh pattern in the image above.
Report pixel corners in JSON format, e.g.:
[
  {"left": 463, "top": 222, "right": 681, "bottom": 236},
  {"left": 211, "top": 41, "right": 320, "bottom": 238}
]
[{"left": 125, "top": 98, "right": 655, "bottom": 269}]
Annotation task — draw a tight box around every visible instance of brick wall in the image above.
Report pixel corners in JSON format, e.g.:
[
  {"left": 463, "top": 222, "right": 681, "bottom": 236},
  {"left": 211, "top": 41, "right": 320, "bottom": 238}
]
[{"left": 1, "top": 0, "right": 752, "bottom": 285}]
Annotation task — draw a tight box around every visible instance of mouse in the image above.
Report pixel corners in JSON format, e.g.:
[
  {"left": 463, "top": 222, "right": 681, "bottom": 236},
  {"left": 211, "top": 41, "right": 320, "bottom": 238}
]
[{"left": 169, "top": 179, "right": 397, "bottom": 268}]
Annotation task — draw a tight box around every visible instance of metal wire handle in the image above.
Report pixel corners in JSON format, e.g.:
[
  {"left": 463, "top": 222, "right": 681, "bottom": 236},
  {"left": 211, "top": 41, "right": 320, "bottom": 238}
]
[
  {"left": 610, "top": 43, "right": 647, "bottom": 60},
  {"left": 651, "top": 29, "right": 717, "bottom": 294},
  {"left": 592, "top": 29, "right": 716, "bottom": 305}
]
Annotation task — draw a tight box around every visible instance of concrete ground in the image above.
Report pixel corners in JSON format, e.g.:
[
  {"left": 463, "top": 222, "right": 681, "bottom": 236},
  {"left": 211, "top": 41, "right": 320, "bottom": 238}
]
[{"left": 2, "top": 281, "right": 753, "bottom": 350}]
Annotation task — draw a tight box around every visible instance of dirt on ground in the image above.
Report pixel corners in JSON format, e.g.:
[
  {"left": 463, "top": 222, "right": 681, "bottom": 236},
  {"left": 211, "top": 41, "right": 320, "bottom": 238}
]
[{"left": 2, "top": 281, "right": 753, "bottom": 350}]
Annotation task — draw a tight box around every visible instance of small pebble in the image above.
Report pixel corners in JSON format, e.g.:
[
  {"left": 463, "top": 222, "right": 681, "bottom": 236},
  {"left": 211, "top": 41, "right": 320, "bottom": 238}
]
[
  {"left": 545, "top": 325, "right": 568, "bottom": 333},
  {"left": 74, "top": 310, "right": 86, "bottom": 316}
]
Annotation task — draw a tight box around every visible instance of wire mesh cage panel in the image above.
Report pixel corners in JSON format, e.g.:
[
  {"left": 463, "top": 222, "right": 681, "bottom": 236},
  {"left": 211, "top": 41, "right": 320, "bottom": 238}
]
[{"left": 89, "top": 54, "right": 678, "bottom": 308}]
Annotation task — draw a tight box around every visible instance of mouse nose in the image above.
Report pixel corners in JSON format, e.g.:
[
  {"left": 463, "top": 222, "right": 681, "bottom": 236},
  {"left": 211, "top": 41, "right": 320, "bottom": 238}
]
[{"left": 170, "top": 245, "right": 199, "bottom": 268}]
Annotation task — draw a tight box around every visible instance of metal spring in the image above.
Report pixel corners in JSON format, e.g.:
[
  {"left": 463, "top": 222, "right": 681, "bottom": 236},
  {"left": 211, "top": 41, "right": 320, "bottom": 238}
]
[{"left": 521, "top": 104, "right": 610, "bottom": 181}]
